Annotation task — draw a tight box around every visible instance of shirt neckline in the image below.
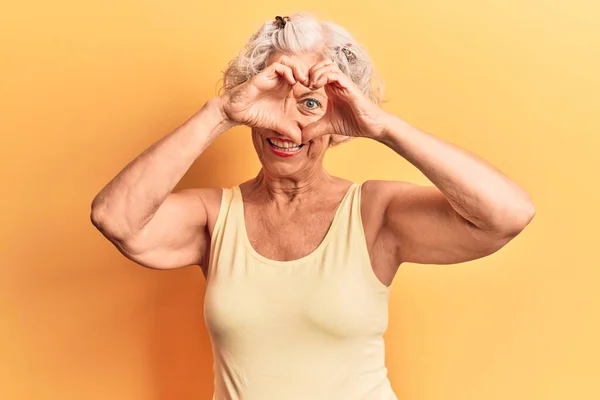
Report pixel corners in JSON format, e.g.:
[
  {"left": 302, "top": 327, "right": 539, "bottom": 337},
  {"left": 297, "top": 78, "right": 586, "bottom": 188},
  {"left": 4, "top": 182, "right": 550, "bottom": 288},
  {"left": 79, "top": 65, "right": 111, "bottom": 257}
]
[{"left": 233, "top": 184, "right": 357, "bottom": 267}]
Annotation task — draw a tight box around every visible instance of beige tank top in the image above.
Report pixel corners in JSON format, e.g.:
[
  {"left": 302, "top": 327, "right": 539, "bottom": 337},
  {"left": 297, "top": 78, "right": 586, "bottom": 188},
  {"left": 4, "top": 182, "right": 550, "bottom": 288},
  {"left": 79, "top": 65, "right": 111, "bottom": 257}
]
[{"left": 204, "top": 183, "right": 396, "bottom": 400}]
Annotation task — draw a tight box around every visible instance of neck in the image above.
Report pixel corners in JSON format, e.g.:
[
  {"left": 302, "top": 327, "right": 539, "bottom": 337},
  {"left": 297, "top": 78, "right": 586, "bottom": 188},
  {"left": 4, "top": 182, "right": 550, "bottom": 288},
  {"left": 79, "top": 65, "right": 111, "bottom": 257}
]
[{"left": 251, "top": 167, "right": 333, "bottom": 203}]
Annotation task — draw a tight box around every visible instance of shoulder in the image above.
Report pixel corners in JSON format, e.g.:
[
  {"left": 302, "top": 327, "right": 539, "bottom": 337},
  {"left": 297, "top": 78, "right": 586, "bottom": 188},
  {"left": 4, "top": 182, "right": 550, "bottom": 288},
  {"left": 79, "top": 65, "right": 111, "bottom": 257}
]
[
  {"left": 359, "top": 179, "right": 423, "bottom": 232},
  {"left": 195, "top": 187, "right": 228, "bottom": 217},
  {"left": 173, "top": 187, "right": 226, "bottom": 229},
  {"left": 195, "top": 186, "right": 225, "bottom": 206},
  {"left": 360, "top": 179, "right": 417, "bottom": 210},
  {"left": 174, "top": 186, "right": 244, "bottom": 248},
  {"left": 174, "top": 187, "right": 223, "bottom": 210},
  {"left": 361, "top": 179, "right": 417, "bottom": 196}
]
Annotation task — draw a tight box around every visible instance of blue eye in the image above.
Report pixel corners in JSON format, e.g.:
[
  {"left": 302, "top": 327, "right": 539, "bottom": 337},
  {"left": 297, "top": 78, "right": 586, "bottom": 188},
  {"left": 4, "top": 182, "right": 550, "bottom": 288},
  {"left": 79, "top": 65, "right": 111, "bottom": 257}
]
[{"left": 303, "top": 98, "right": 321, "bottom": 110}]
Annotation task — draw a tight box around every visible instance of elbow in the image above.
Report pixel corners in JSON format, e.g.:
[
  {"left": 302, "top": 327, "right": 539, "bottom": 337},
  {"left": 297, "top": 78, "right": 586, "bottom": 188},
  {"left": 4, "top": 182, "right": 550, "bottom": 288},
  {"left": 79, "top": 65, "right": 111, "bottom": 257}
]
[
  {"left": 90, "top": 200, "right": 145, "bottom": 257},
  {"left": 90, "top": 199, "right": 127, "bottom": 241},
  {"left": 492, "top": 198, "right": 536, "bottom": 239},
  {"left": 90, "top": 195, "right": 109, "bottom": 230},
  {"left": 90, "top": 198, "right": 104, "bottom": 230},
  {"left": 90, "top": 202, "right": 113, "bottom": 237},
  {"left": 508, "top": 203, "right": 536, "bottom": 236}
]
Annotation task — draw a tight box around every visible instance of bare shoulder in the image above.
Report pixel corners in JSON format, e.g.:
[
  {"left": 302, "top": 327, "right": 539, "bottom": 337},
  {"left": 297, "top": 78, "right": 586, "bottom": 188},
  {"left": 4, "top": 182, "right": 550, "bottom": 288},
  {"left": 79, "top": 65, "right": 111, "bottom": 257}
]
[
  {"left": 193, "top": 186, "right": 224, "bottom": 210},
  {"left": 360, "top": 180, "right": 416, "bottom": 227},
  {"left": 361, "top": 179, "right": 417, "bottom": 200},
  {"left": 167, "top": 186, "right": 225, "bottom": 237},
  {"left": 189, "top": 186, "right": 225, "bottom": 235},
  {"left": 172, "top": 187, "right": 222, "bottom": 214}
]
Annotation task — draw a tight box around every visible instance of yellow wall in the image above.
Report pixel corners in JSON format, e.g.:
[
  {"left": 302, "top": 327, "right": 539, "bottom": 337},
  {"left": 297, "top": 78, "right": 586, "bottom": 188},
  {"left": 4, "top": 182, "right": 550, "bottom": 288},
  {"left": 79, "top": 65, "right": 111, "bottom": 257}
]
[{"left": 1, "top": 1, "right": 598, "bottom": 399}]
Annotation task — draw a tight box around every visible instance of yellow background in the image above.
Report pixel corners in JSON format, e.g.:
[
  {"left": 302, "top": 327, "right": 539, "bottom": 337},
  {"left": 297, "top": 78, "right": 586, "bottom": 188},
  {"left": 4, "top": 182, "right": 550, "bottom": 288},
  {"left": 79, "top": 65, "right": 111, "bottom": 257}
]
[{"left": 1, "top": 1, "right": 598, "bottom": 399}]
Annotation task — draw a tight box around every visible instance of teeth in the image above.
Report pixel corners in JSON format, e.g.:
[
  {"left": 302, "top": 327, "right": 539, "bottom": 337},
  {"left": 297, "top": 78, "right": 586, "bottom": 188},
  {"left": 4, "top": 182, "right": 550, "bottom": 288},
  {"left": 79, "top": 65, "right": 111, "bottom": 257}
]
[
  {"left": 269, "top": 139, "right": 302, "bottom": 151},
  {"left": 272, "top": 139, "right": 291, "bottom": 148}
]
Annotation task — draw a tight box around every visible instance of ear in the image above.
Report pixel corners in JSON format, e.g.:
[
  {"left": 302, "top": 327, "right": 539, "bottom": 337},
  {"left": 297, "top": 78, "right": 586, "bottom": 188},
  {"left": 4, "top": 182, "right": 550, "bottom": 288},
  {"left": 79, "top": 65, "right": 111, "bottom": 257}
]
[{"left": 302, "top": 115, "right": 332, "bottom": 143}]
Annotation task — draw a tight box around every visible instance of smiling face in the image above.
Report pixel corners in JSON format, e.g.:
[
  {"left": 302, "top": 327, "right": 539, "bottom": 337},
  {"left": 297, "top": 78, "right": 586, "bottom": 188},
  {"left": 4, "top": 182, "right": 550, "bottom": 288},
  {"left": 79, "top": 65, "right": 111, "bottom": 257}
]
[{"left": 251, "top": 51, "right": 332, "bottom": 180}]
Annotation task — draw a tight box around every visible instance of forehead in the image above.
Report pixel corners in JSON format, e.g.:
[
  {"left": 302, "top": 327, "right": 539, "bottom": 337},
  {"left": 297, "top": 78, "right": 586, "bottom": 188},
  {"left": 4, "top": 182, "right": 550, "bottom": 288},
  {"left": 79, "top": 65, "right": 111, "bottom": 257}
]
[{"left": 266, "top": 51, "right": 324, "bottom": 68}]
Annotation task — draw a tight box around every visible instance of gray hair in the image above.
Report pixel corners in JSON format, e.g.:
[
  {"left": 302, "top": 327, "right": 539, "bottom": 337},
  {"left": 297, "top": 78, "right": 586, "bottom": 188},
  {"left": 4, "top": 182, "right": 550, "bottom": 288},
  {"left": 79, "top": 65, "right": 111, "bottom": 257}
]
[{"left": 220, "top": 13, "right": 385, "bottom": 146}]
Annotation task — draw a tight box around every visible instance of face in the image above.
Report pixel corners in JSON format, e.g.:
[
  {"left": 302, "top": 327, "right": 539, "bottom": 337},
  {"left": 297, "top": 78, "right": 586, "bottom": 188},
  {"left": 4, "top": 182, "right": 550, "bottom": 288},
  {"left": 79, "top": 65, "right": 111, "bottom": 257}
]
[{"left": 251, "top": 51, "right": 332, "bottom": 179}]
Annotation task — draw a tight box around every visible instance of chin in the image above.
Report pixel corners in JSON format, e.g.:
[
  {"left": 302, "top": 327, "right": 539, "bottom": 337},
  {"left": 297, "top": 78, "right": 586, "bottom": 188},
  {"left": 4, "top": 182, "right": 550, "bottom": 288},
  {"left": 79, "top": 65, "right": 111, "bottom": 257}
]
[
  {"left": 260, "top": 147, "right": 309, "bottom": 177},
  {"left": 268, "top": 156, "right": 311, "bottom": 173}
]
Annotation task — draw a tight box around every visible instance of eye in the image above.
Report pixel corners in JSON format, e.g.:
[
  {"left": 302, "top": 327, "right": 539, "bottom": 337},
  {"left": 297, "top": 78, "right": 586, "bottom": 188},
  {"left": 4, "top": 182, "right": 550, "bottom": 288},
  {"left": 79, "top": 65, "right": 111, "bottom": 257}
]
[{"left": 302, "top": 98, "right": 322, "bottom": 110}]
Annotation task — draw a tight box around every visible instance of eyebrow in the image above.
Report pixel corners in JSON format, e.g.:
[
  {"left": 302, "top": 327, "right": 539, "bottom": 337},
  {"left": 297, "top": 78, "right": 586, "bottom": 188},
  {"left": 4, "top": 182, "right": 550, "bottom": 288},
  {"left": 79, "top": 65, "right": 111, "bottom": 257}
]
[{"left": 297, "top": 90, "right": 324, "bottom": 98}]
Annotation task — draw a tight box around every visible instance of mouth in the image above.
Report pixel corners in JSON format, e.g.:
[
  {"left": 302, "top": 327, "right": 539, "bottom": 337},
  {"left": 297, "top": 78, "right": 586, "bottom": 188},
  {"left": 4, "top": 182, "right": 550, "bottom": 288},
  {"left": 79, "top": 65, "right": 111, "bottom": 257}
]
[{"left": 266, "top": 138, "right": 305, "bottom": 157}]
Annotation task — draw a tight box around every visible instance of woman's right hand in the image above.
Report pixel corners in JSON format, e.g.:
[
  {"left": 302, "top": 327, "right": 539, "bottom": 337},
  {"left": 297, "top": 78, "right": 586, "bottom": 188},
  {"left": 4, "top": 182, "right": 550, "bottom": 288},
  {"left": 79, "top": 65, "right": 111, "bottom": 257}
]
[{"left": 219, "top": 56, "right": 309, "bottom": 144}]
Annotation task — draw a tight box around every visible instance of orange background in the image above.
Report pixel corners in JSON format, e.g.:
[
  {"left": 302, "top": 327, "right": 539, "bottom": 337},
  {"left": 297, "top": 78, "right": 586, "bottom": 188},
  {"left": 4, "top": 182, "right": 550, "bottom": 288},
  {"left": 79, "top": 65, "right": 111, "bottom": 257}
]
[{"left": 1, "top": 1, "right": 599, "bottom": 399}]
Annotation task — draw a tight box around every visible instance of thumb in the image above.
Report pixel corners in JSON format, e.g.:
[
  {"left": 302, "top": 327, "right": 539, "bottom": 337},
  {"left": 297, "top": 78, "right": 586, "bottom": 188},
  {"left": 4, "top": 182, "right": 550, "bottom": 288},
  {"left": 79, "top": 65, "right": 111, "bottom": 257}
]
[
  {"left": 277, "top": 121, "right": 303, "bottom": 145},
  {"left": 302, "top": 117, "right": 331, "bottom": 143}
]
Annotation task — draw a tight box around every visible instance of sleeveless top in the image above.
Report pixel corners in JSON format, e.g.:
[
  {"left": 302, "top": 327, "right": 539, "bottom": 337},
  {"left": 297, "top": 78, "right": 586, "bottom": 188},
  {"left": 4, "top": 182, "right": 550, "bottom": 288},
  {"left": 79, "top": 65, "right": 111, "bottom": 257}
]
[{"left": 204, "top": 183, "right": 397, "bottom": 400}]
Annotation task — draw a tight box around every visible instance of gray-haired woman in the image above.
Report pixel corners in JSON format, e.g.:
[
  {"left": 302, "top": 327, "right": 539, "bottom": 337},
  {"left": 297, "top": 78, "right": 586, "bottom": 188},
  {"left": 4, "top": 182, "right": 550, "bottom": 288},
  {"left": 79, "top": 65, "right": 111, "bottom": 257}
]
[{"left": 91, "top": 13, "right": 535, "bottom": 400}]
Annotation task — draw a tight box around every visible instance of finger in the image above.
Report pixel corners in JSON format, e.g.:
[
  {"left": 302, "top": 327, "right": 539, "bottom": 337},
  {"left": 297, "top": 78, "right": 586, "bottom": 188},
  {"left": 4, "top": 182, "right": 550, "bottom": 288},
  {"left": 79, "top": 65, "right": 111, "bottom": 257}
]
[
  {"left": 275, "top": 55, "right": 310, "bottom": 86},
  {"left": 277, "top": 121, "right": 303, "bottom": 145},
  {"left": 311, "top": 70, "right": 350, "bottom": 91},
  {"left": 270, "top": 62, "right": 296, "bottom": 86},
  {"left": 308, "top": 58, "right": 335, "bottom": 76},
  {"left": 308, "top": 59, "right": 336, "bottom": 86},
  {"left": 310, "top": 65, "right": 341, "bottom": 90},
  {"left": 302, "top": 117, "right": 331, "bottom": 143}
]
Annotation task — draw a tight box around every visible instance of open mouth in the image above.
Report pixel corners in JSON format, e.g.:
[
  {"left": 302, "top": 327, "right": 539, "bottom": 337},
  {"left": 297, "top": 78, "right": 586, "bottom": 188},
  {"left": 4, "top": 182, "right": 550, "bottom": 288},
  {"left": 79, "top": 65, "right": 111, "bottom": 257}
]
[{"left": 267, "top": 138, "right": 305, "bottom": 155}]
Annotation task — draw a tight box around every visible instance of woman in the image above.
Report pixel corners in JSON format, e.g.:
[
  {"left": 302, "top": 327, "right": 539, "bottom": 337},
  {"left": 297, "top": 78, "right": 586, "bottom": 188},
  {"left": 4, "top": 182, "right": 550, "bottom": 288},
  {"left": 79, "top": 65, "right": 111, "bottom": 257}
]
[{"left": 91, "top": 13, "right": 535, "bottom": 400}]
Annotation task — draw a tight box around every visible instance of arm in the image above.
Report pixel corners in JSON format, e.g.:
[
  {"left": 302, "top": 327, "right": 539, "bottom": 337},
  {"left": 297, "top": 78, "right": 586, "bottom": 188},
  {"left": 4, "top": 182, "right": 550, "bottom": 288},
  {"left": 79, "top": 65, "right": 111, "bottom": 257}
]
[
  {"left": 90, "top": 97, "right": 237, "bottom": 269},
  {"left": 373, "top": 114, "right": 536, "bottom": 265},
  {"left": 297, "top": 60, "right": 535, "bottom": 266}
]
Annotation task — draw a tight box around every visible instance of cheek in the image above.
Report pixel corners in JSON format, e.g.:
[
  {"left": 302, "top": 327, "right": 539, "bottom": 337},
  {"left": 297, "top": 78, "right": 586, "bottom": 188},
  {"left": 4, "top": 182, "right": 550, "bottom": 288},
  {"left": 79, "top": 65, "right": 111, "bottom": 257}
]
[
  {"left": 252, "top": 127, "right": 270, "bottom": 141},
  {"left": 307, "top": 135, "right": 331, "bottom": 156},
  {"left": 251, "top": 129, "right": 267, "bottom": 153}
]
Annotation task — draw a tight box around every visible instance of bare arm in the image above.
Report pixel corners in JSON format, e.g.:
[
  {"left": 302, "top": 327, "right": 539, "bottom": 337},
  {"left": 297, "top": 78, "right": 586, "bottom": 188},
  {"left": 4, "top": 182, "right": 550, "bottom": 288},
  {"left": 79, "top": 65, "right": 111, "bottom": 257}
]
[
  {"left": 373, "top": 114, "right": 536, "bottom": 265},
  {"left": 90, "top": 97, "right": 237, "bottom": 269}
]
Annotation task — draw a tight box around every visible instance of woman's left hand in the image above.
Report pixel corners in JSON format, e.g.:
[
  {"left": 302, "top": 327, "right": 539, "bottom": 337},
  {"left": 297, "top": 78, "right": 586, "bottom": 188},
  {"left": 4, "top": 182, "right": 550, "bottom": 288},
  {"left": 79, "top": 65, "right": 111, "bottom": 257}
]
[{"left": 302, "top": 59, "right": 389, "bottom": 142}]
